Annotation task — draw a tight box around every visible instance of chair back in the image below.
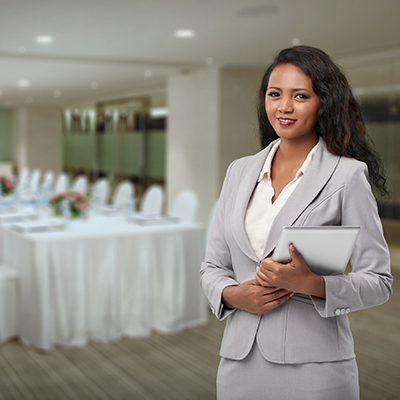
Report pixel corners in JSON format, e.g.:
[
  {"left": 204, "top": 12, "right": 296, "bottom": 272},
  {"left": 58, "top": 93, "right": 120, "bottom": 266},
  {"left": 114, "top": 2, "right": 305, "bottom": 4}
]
[
  {"left": 141, "top": 185, "right": 164, "bottom": 215},
  {"left": 91, "top": 179, "right": 109, "bottom": 205},
  {"left": 54, "top": 173, "right": 69, "bottom": 194},
  {"left": 41, "top": 171, "right": 54, "bottom": 193},
  {"left": 29, "top": 169, "right": 42, "bottom": 194},
  {"left": 170, "top": 189, "right": 199, "bottom": 222},
  {"left": 113, "top": 181, "right": 134, "bottom": 209},
  {"left": 71, "top": 175, "right": 88, "bottom": 196},
  {"left": 18, "top": 167, "right": 30, "bottom": 192}
]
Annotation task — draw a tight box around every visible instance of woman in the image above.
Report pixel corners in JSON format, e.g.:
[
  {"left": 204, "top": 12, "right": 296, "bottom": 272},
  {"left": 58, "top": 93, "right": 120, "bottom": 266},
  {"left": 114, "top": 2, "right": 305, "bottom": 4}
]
[{"left": 200, "top": 46, "right": 393, "bottom": 400}]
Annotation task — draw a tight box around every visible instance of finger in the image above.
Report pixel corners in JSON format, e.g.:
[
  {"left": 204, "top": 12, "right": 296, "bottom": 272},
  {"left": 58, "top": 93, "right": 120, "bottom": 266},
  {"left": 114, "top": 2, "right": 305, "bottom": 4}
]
[
  {"left": 261, "top": 286, "right": 286, "bottom": 294},
  {"left": 289, "top": 243, "right": 305, "bottom": 263},
  {"left": 263, "top": 288, "right": 292, "bottom": 300},
  {"left": 254, "top": 271, "right": 270, "bottom": 287},
  {"left": 261, "top": 292, "right": 293, "bottom": 313},
  {"left": 260, "top": 257, "right": 280, "bottom": 272},
  {"left": 254, "top": 272, "right": 263, "bottom": 286}
]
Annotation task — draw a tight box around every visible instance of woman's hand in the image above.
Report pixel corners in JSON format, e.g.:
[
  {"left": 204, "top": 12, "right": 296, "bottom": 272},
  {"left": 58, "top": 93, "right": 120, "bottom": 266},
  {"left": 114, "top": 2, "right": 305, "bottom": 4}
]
[
  {"left": 222, "top": 279, "right": 293, "bottom": 315},
  {"left": 255, "top": 244, "right": 326, "bottom": 299}
]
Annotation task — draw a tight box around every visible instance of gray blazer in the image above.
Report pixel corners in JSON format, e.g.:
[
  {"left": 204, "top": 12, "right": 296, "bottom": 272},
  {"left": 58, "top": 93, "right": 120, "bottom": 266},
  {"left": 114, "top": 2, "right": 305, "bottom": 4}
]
[{"left": 200, "top": 138, "right": 393, "bottom": 364}]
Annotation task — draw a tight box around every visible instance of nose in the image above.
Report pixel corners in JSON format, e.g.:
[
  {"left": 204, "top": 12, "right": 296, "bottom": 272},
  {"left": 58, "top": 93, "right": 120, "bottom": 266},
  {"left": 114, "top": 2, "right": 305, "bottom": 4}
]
[{"left": 278, "top": 96, "right": 293, "bottom": 113}]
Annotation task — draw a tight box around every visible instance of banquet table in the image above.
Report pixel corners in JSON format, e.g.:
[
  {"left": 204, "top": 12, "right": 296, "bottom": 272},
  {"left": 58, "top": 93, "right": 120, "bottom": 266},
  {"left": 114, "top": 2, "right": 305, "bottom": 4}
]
[{"left": 1, "top": 214, "right": 208, "bottom": 350}]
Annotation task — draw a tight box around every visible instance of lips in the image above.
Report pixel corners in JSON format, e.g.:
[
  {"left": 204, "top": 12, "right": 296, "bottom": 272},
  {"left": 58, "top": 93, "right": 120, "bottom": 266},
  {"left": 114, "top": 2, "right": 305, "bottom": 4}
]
[{"left": 277, "top": 117, "right": 296, "bottom": 126}]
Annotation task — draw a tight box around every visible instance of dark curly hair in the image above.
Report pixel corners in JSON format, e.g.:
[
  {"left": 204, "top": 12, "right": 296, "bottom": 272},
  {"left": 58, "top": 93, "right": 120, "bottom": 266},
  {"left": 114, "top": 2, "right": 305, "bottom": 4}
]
[{"left": 258, "top": 45, "right": 388, "bottom": 197}]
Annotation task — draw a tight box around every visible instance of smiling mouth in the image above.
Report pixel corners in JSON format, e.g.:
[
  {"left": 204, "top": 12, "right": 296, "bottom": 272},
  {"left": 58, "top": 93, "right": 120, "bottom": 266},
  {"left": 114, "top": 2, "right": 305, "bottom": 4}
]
[
  {"left": 277, "top": 117, "right": 296, "bottom": 125},
  {"left": 278, "top": 118, "right": 296, "bottom": 122}
]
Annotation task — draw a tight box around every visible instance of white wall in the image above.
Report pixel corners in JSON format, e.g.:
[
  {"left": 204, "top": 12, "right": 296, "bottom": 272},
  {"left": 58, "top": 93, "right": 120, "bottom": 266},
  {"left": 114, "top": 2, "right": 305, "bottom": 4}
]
[
  {"left": 10, "top": 106, "right": 63, "bottom": 176},
  {"left": 219, "top": 67, "right": 264, "bottom": 182}
]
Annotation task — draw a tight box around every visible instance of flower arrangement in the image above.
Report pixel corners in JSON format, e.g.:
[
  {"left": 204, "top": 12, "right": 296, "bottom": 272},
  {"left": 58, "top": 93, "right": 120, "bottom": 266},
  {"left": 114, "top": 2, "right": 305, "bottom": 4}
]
[
  {"left": 50, "top": 191, "right": 88, "bottom": 219},
  {"left": 0, "top": 175, "right": 15, "bottom": 196}
]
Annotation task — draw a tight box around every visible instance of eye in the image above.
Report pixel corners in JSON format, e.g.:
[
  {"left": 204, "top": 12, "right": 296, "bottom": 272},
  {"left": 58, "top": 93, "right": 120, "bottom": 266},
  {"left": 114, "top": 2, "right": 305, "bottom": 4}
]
[
  {"left": 267, "top": 91, "right": 280, "bottom": 98},
  {"left": 295, "top": 93, "right": 309, "bottom": 100}
]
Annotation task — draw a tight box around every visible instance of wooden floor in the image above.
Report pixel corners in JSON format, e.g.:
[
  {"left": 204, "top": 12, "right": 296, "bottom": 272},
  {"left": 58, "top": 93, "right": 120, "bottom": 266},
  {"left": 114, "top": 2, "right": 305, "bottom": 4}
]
[
  {"left": 0, "top": 318, "right": 223, "bottom": 400},
  {"left": 0, "top": 270, "right": 399, "bottom": 399}
]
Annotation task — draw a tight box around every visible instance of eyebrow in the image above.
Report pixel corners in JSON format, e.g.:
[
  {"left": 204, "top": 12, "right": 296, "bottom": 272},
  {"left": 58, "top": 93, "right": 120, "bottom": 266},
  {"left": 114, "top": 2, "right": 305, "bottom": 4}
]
[{"left": 267, "top": 86, "right": 311, "bottom": 92}]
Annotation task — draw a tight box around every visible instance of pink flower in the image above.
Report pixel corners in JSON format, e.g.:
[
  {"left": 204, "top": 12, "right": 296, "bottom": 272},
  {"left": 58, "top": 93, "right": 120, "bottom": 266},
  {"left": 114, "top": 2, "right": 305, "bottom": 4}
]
[
  {"left": 5, "top": 180, "right": 14, "bottom": 190},
  {"left": 78, "top": 202, "right": 88, "bottom": 211},
  {"left": 71, "top": 192, "right": 80, "bottom": 202}
]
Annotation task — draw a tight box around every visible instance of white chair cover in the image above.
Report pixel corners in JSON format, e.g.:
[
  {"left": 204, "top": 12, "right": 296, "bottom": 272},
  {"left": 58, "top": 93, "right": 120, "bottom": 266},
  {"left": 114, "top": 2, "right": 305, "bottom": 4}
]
[
  {"left": 0, "top": 264, "right": 19, "bottom": 342},
  {"left": 71, "top": 175, "right": 88, "bottom": 196},
  {"left": 90, "top": 179, "right": 109, "bottom": 205},
  {"left": 17, "top": 167, "right": 29, "bottom": 193},
  {"left": 54, "top": 173, "right": 69, "bottom": 194},
  {"left": 170, "top": 189, "right": 199, "bottom": 222},
  {"left": 141, "top": 185, "right": 164, "bottom": 215},
  {"left": 112, "top": 181, "right": 134, "bottom": 209},
  {"left": 41, "top": 170, "right": 54, "bottom": 193},
  {"left": 29, "top": 169, "right": 42, "bottom": 194}
]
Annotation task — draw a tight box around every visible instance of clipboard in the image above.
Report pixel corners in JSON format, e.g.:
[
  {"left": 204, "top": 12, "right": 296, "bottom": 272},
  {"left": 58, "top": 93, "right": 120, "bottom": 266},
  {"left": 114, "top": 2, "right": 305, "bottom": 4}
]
[{"left": 271, "top": 226, "right": 360, "bottom": 275}]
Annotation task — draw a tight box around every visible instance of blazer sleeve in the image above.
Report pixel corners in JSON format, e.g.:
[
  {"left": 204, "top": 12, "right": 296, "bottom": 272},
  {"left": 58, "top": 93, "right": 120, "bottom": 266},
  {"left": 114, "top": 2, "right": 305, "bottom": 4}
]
[
  {"left": 200, "top": 161, "right": 239, "bottom": 321},
  {"left": 312, "top": 162, "right": 393, "bottom": 318}
]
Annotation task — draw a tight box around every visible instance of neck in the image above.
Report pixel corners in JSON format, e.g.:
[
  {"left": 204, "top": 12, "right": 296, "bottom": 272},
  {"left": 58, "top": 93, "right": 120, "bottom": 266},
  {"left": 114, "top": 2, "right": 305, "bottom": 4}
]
[{"left": 277, "top": 136, "right": 318, "bottom": 164}]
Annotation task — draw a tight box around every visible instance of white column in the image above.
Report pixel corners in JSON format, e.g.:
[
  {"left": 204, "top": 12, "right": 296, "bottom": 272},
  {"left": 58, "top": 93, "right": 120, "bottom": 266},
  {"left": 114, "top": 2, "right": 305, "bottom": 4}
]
[
  {"left": 167, "top": 66, "right": 263, "bottom": 223},
  {"left": 10, "top": 106, "right": 29, "bottom": 171},
  {"left": 167, "top": 68, "right": 220, "bottom": 224},
  {"left": 10, "top": 106, "right": 63, "bottom": 175},
  {"left": 166, "top": 67, "right": 264, "bottom": 222}
]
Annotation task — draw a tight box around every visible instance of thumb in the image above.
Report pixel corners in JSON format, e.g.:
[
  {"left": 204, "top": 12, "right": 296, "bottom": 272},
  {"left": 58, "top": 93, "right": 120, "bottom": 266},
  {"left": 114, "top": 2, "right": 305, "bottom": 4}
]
[
  {"left": 289, "top": 243, "right": 302, "bottom": 261},
  {"left": 288, "top": 243, "right": 309, "bottom": 270}
]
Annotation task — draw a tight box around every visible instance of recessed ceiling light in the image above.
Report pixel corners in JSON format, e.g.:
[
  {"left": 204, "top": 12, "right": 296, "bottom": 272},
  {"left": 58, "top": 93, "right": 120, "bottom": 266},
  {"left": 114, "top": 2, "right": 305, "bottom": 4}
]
[
  {"left": 174, "top": 29, "right": 196, "bottom": 38},
  {"left": 35, "top": 35, "right": 54, "bottom": 44},
  {"left": 17, "top": 80, "right": 30, "bottom": 88}
]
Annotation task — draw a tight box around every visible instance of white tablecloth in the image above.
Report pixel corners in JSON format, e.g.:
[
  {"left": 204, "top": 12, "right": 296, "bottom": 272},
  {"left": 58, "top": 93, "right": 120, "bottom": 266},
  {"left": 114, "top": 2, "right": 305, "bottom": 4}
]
[{"left": 2, "top": 215, "right": 208, "bottom": 350}]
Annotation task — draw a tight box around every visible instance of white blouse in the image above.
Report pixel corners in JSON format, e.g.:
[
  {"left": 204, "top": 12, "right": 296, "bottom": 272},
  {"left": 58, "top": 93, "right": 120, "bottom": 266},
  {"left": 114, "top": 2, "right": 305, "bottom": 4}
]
[{"left": 245, "top": 139, "right": 320, "bottom": 260}]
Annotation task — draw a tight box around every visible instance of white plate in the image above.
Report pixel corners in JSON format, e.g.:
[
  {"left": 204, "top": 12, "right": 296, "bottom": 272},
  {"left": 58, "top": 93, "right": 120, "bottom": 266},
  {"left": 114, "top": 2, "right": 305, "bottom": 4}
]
[
  {"left": 11, "top": 219, "right": 67, "bottom": 233},
  {"left": 0, "top": 212, "right": 37, "bottom": 224}
]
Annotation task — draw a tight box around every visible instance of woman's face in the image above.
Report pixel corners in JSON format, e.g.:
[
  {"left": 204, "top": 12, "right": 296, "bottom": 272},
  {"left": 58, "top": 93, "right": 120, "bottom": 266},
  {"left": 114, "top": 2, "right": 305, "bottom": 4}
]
[{"left": 265, "top": 63, "right": 320, "bottom": 144}]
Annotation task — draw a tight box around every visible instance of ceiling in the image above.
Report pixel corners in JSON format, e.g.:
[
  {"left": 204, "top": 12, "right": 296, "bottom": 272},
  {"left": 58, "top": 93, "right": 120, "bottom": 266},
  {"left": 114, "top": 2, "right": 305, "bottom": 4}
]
[{"left": 1, "top": 0, "right": 400, "bottom": 107}]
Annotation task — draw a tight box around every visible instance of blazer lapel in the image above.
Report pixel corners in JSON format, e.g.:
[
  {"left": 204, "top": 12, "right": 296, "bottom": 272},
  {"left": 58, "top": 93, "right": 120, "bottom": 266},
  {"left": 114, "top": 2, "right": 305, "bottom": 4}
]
[
  {"left": 261, "top": 140, "right": 340, "bottom": 259},
  {"left": 230, "top": 141, "right": 278, "bottom": 262}
]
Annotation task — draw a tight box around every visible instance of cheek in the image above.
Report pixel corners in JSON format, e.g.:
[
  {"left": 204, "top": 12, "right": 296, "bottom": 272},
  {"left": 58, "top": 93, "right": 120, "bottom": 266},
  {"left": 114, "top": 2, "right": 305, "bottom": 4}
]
[
  {"left": 264, "top": 100, "right": 275, "bottom": 120},
  {"left": 305, "top": 105, "right": 320, "bottom": 124}
]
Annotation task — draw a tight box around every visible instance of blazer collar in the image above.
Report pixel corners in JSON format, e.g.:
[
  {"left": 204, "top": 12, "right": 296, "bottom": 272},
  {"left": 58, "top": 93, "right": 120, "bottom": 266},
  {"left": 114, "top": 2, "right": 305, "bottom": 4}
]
[
  {"left": 230, "top": 140, "right": 278, "bottom": 262},
  {"left": 231, "top": 138, "right": 340, "bottom": 262}
]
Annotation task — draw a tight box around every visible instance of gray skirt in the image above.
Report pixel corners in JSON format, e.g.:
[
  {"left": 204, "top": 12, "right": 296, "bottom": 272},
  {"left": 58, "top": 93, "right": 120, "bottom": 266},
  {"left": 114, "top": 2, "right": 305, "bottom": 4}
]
[{"left": 217, "top": 343, "right": 359, "bottom": 400}]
